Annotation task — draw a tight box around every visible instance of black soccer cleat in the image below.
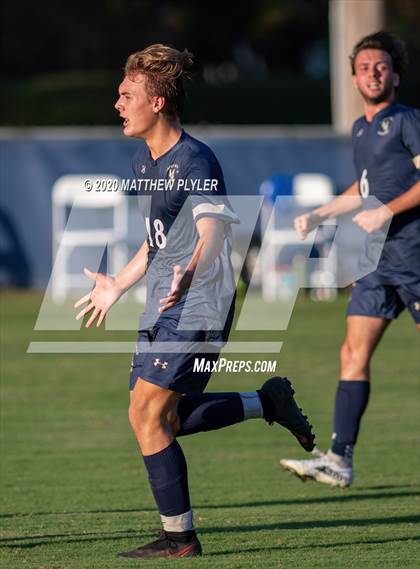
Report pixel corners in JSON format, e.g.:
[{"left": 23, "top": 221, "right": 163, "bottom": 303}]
[
  {"left": 117, "top": 530, "right": 202, "bottom": 559},
  {"left": 259, "top": 376, "right": 315, "bottom": 452}
]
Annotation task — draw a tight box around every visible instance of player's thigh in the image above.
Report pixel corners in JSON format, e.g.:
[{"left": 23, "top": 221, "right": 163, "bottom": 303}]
[
  {"left": 130, "top": 377, "right": 180, "bottom": 418},
  {"left": 343, "top": 315, "right": 390, "bottom": 358}
]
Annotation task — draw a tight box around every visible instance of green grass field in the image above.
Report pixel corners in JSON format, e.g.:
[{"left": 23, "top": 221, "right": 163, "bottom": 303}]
[{"left": 1, "top": 290, "right": 419, "bottom": 569}]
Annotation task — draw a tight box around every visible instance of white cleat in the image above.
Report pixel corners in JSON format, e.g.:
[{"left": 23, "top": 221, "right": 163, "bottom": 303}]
[{"left": 280, "top": 448, "right": 353, "bottom": 488}]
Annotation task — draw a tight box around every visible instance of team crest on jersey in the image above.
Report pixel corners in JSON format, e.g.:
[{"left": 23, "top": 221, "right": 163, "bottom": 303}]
[
  {"left": 166, "top": 163, "right": 179, "bottom": 181},
  {"left": 356, "top": 127, "right": 364, "bottom": 137},
  {"left": 377, "top": 117, "right": 393, "bottom": 136}
]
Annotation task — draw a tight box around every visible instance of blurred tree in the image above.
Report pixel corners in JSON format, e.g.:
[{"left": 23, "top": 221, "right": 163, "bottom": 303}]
[
  {"left": 0, "top": 0, "right": 417, "bottom": 125},
  {"left": 1, "top": 0, "right": 329, "bottom": 75},
  {"left": 385, "top": 0, "right": 420, "bottom": 103}
]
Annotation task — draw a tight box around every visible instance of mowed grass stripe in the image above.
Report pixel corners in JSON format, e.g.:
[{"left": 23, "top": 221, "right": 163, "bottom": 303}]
[{"left": 1, "top": 290, "right": 419, "bottom": 569}]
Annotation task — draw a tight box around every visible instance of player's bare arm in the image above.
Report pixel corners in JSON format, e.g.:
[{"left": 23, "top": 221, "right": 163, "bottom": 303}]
[
  {"left": 74, "top": 239, "right": 149, "bottom": 327},
  {"left": 353, "top": 180, "right": 420, "bottom": 233},
  {"left": 294, "top": 180, "right": 361, "bottom": 239},
  {"left": 159, "top": 217, "right": 225, "bottom": 312}
]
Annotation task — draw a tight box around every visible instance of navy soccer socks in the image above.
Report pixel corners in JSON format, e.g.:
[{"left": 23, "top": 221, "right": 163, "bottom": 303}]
[
  {"left": 331, "top": 380, "right": 370, "bottom": 461},
  {"left": 118, "top": 440, "right": 202, "bottom": 558},
  {"left": 141, "top": 393, "right": 269, "bottom": 534},
  {"left": 142, "top": 439, "right": 195, "bottom": 534},
  {"left": 176, "top": 391, "right": 264, "bottom": 436}
]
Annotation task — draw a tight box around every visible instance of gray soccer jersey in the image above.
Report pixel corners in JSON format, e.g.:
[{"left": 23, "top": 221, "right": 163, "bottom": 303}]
[{"left": 132, "top": 130, "right": 239, "bottom": 333}]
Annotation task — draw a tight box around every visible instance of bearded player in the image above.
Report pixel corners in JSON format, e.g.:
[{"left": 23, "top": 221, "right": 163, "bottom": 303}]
[{"left": 280, "top": 32, "right": 420, "bottom": 488}]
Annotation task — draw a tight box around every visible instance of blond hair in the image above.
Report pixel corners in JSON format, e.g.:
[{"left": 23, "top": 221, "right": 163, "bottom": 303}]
[{"left": 125, "top": 44, "right": 194, "bottom": 118}]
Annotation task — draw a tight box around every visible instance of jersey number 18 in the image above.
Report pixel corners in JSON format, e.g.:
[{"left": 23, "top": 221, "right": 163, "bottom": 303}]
[{"left": 145, "top": 217, "right": 167, "bottom": 249}]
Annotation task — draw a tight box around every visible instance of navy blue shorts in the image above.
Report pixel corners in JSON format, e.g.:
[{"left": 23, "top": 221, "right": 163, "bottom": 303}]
[
  {"left": 347, "top": 271, "right": 420, "bottom": 323},
  {"left": 129, "top": 326, "right": 224, "bottom": 393}
]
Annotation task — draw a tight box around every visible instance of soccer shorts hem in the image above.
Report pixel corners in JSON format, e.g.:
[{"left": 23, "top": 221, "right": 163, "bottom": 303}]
[
  {"left": 129, "top": 326, "right": 224, "bottom": 393},
  {"left": 347, "top": 273, "right": 420, "bottom": 324}
]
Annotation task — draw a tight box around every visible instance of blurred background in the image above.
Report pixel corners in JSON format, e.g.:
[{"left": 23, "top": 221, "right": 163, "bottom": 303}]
[
  {"left": 2, "top": 0, "right": 419, "bottom": 125},
  {"left": 0, "top": 0, "right": 419, "bottom": 293}
]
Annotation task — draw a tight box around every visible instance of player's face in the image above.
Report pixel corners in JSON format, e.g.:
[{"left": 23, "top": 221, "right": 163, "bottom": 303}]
[
  {"left": 352, "top": 49, "right": 399, "bottom": 104},
  {"left": 114, "top": 74, "right": 158, "bottom": 138}
]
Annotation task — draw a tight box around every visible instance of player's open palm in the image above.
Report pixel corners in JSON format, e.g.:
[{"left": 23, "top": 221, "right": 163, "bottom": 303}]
[{"left": 74, "top": 268, "right": 123, "bottom": 327}]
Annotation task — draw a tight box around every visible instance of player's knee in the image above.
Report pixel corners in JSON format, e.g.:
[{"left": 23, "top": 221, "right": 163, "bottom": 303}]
[
  {"left": 128, "top": 395, "right": 160, "bottom": 436},
  {"left": 166, "top": 409, "right": 180, "bottom": 436},
  {"left": 340, "top": 341, "right": 352, "bottom": 367},
  {"left": 127, "top": 399, "right": 143, "bottom": 434},
  {"left": 340, "top": 340, "right": 369, "bottom": 372}
]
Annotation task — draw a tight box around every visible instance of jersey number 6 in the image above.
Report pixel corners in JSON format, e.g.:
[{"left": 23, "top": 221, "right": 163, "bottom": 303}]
[{"left": 360, "top": 169, "right": 370, "bottom": 198}]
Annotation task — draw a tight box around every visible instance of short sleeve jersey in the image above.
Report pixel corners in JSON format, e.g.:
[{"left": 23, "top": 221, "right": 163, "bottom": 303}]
[
  {"left": 132, "top": 130, "right": 239, "bottom": 333},
  {"left": 352, "top": 102, "right": 420, "bottom": 279}
]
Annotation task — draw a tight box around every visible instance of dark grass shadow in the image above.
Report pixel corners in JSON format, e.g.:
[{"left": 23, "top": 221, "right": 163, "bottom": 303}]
[
  {"left": 199, "top": 514, "right": 420, "bottom": 536},
  {"left": 354, "top": 484, "right": 420, "bottom": 491},
  {"left": 0, "top": 507, "right": 156, "bottom": 519},
  {"left": 0, "top": 528, "right": 139, "bottom": 543},
  {"left": 0, "top": 530, "right": 154, "bottom": 549},
  {"left": 206, "top": 535, "right": 420, "bottom": 557},
  {"left": 1, "top": 515, "right": 419, "bottom": 550},
  {"left": 195, "top": 489, "right": 420, "bottom": 509},
  {"left": 1, "top": 488, "right": 418, "bottom": 520}
]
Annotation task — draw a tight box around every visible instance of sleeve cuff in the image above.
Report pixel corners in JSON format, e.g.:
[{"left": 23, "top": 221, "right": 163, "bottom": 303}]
[{"left": 192, "top": 202, "right": 239, "bottom": 224}]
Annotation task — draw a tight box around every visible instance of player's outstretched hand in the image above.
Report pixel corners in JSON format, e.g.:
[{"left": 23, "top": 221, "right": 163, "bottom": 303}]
[
  {"left": 294, "top": 212, "right": 322, "bottom": 240},
  {"left": 74, "top": 268, "right": 123, "bottom": 328},
  {"left": 159, "top": 265, "right": 193, "bottom": 313},
  {"left": 352, "top": 205, "right": 393, "bottom": 234}
]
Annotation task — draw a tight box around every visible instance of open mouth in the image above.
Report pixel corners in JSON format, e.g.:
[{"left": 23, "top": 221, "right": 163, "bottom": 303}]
[{"left": 120, "top": 116, "right": 129, "bottom": 127}]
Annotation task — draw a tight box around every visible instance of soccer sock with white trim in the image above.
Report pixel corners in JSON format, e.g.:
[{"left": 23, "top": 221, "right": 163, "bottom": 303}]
[
  {"left": 331, "top": 380, "right": 370, "bottom": 461},
  {"left": 142, "top": 439, "right": 194, "bottom": 534},
  {"left": 176, "top": 391, "right": 263, "bottom": 436}
]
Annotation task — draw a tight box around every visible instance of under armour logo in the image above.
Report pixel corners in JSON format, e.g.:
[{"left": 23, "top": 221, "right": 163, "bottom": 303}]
[{"left": 153, "top": 358, "right": 168, "bottom": 369}]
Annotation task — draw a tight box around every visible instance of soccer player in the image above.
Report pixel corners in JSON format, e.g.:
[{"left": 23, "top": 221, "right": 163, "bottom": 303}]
[
  {"left": 74, "top": 44, "right": 315, "bottom": 558},
  {"left": 280, "top": 31, "right": 420, "bottom": 488}
]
